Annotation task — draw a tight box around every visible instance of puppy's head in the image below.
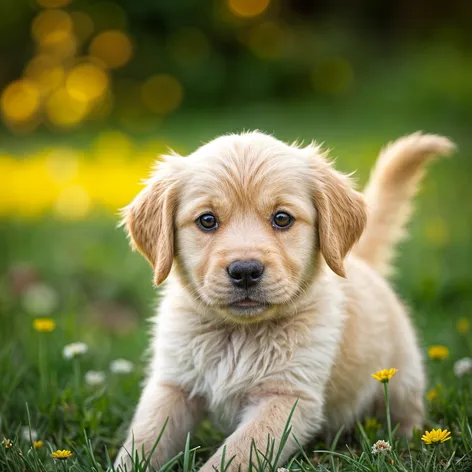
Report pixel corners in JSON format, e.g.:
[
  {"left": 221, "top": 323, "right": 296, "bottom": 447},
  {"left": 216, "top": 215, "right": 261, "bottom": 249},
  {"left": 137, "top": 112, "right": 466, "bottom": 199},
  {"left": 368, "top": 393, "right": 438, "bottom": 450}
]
[{"left": 122, "top": 132, "right": 366, "bottom": 323}]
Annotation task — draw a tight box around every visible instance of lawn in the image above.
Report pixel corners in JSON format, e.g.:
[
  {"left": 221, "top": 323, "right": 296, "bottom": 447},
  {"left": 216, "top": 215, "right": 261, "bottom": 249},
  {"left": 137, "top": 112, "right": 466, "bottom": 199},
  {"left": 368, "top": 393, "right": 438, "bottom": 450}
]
[{"left": 1, "top": 98, "right": 472, "bottom": 471}]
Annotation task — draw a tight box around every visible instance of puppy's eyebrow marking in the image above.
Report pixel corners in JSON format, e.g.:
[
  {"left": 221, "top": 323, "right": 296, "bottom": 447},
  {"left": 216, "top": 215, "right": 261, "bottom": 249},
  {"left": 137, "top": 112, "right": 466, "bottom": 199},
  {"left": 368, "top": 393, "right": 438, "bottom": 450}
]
[
  {"left": 270, "top": 197, "right": 313, "bottom": 225},
  {"left": 177, "top": 203, "right": 213, "bottom": 227},
  {"left": 177, "top": 197, "right": 231, "bottom": 227}
]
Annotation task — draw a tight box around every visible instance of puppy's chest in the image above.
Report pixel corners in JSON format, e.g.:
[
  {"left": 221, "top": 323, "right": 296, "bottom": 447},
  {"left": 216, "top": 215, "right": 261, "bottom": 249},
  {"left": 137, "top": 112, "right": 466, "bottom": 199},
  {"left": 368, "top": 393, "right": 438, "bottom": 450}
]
[
  {"left": 188, "top": 327, "right": 292, "bottom": 397},
  {"left": 159, "top": 320, "right": 310, "bottom": 426}
]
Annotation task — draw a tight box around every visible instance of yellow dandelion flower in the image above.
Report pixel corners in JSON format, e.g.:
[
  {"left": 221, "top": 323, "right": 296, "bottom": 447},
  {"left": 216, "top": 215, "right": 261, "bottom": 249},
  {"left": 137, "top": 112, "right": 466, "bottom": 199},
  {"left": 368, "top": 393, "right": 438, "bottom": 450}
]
[
  {"left": 421, "top": 428, "right": 451, "bottom": 445},
  {"left": 364, "top": 417, "right": 382, "bottom": 430},
  {"left": 2, "top": 438, "right": 13, "bottom": 448},
  {"left": 33, "top": 317, "right": 56, "bottom": 332},
  {"left": 428, "top": 345, "right": 449, "bottom": 361},
  {"left": 426, "top": 388, "right": 438, "bottom": 402},
  {"left": 456, "top": 318, "right": 470, "bottom": 335},
  {"left": 33, "top": 440, "right": 44, "bottom": 449},
  {"left": 371, "top": 368, "right": 398, "bottom": 383},
  {"left": 51, "top": 449, "right": 73, "bottom": 460}
]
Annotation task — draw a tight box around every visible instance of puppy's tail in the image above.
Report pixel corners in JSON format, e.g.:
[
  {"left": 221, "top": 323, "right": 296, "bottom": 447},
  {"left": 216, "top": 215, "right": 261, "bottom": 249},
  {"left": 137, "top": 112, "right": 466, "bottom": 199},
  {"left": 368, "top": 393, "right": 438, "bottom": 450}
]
[{"left": 353, "top": 132, "right": 456, "bottom": 277}]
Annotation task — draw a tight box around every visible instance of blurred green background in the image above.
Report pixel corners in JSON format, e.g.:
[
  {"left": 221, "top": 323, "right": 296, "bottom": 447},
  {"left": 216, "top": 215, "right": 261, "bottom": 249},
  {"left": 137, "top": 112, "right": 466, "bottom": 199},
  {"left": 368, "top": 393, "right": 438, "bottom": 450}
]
[{"left": 1, "top": 0, "right": 472, "bottom": 389}]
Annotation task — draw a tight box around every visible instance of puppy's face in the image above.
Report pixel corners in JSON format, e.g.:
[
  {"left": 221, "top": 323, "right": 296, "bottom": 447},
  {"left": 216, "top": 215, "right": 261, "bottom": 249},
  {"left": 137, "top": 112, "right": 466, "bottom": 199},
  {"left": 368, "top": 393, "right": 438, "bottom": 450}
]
[
  {"left": 123, "top": 133, "right": 366, "bottom": 323},
  {"left": 175, "top": 139, "right": 317, "bottom": 321}
]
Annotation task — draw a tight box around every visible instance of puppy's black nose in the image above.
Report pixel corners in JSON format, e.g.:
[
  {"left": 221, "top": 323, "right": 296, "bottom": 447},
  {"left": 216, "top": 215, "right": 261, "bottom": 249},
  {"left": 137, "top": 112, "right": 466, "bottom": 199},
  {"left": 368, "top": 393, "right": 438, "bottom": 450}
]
[{"left": 227, "top": 260, "right": 264, "bottom": 288}]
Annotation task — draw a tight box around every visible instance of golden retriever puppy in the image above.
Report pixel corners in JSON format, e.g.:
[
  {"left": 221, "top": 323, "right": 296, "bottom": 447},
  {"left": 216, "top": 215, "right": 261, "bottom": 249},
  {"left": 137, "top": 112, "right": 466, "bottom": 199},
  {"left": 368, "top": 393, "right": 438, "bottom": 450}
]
[{"left": 115, "top": 131, "right": 455, "bottom": 471}]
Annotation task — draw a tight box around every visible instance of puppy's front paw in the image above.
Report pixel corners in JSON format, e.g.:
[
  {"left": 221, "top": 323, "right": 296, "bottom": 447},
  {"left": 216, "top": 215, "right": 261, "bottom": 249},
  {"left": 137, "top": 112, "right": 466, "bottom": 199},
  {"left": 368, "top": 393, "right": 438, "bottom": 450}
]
[{"left": 114, "top": 441, "right": 167, "bottom": 471}]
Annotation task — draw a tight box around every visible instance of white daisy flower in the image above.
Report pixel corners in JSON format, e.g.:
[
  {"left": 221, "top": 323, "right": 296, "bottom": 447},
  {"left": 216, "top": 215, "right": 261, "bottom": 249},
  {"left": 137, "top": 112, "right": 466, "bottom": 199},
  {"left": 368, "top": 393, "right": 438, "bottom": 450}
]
[
  {"left": 63, "top": 342, "right": 88, "bottom": 360},
  {"left": 84, "top": 370, "right": 106, "bottom": 386},
  {"left": 21, "top": 427, "right": 38, "bottom": 442},
  {"left": 371, "top": 439, "right": 392, "bottom": 454},
  {"left": 110, "top": 358, "right": 135, "bottom": 374},
  {"left": 22, "top": 284, "right": 58, "bottom": 315},
  {"left": 454, "top": 357, "right": 472, "bottom": 377}
]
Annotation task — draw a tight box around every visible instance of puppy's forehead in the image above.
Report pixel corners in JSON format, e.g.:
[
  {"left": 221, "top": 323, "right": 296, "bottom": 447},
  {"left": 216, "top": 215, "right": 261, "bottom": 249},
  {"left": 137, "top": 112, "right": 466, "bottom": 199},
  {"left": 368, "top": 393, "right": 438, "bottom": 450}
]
[{"left": 182, "top": 133, "right": 312, "bottom": 203}]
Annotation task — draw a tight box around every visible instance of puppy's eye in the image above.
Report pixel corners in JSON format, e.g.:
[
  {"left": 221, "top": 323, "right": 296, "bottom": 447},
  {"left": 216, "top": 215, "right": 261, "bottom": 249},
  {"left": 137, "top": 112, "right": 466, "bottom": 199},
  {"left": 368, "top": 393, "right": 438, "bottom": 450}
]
[
  {"left": 272, "top": 211, "right": 294, "bottom": 229},
  {"left": 197, "top": 213, "right": 218, "bottom": 231}
]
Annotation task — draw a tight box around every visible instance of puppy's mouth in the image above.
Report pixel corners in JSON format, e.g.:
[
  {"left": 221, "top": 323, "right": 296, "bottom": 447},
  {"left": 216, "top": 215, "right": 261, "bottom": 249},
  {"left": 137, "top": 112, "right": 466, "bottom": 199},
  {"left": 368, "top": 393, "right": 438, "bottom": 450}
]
[{"left": 228, "top": 297, "right": 269, "bottom": 315}]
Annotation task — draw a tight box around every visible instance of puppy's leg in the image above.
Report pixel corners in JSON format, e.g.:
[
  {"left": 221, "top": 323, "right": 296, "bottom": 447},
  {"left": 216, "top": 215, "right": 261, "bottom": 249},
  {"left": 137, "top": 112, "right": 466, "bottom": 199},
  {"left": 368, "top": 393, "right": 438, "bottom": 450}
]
[
  {"left": 388, "top": 347, "right": 426, "bottom": 437},
  {"left": 389, "top": 380, "right": 425, "bottom": 437},
  {"left": 115, "top": 380, "right": 203, "bottom": 470},
  {"left": 200, "top": 394, "right": 322, "bottom": 472}
]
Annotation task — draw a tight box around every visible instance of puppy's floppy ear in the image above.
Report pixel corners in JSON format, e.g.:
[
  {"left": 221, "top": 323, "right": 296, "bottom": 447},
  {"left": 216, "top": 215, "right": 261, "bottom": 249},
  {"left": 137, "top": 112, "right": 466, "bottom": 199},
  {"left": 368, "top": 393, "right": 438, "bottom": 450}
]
[
  {"left": 121, "top": 157, "right": 180, "bottom": 286},
  {"left": 309, "top": 150, "right": 367, "bottom": 277}
]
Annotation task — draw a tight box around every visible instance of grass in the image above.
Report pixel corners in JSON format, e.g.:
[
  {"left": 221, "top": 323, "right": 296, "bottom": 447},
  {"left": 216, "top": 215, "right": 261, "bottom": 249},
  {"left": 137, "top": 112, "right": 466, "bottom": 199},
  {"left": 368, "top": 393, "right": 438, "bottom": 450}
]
[
  {"left": 0, "top": 335, "right": 471, "bottom": 472},
  {"left": 1, "top": 96, "right": 472, "bottom": 471}
]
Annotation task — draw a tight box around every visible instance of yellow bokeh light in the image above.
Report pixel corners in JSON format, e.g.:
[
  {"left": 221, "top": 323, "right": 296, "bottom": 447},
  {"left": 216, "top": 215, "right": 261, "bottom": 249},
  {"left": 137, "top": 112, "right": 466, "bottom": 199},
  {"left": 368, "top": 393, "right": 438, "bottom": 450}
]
[
  {"left": 37, "top": 0, "right": 72, "bottom": 8},
  {"left": 46, "top": 148, "right": 80, "bottom": 184},
  {"left": 8, "top": 154, "right": 57, "bottom": 217},
  {"left": 1, "top": 80, "right": 41, "bottom": 122},
  {"left": 228, "top": 0, "right": 270, "bottom": 18},
  {"left": 66, "top": 63, "right": 109, "bottom": 102},
  {"left": 45, "top": 87, "right": 90, "bottom": 128},
  {"left": 70, "top": 11, "right": 95, "bottom": 43},
  {"left": 89, "top": 30, "right": 133, "bottom": 69},
  {"left": 141, "top": 74, "right": 183, "bottom": 115},
  {"left": 0, "top": 140, "right": 191, "bottom": 218},
  {"left": 93, "top": 130, "right": 134, "bottom": 163},
  {"left": 84, "top": 159, "right": 149, "bottom": 211},
  {"left": 54, "top": 185, "right": 91, "bottom": 220},
  {"left": 40, "top": 31, "right": 77, "bottom": 60},
  {"left": 0, "top": 155, "right": 16, "bottom": 216},
  {"left": 24, "top": 55, "right": 64, "bottom": 96},
  {"left": 32, "top": 9, "right": 77, "bottom": 59},
  {"left": 32, "top": 9, "right": 73, "bottom": 44}
]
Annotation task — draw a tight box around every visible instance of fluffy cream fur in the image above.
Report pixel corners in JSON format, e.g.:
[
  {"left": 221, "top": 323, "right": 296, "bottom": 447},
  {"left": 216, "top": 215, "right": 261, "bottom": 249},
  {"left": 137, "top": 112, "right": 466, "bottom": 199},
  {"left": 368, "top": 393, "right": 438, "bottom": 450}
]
[{"left": 115, "top": 131, "right": 455, "bottom": 471}]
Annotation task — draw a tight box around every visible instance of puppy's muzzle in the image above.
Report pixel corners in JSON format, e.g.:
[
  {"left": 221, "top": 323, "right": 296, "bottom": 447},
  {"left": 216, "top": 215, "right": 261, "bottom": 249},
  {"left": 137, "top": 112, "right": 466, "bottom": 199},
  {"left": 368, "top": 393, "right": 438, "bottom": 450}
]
[{"left": 227, "top": 260, "right": 264, "bottom": 289}]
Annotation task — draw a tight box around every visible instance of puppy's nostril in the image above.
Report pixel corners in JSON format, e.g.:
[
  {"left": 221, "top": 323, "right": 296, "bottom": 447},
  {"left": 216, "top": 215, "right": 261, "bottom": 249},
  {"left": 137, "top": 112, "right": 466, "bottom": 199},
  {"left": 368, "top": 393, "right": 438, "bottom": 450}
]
[
  {"left": 227, "top": 260, "right": 264, "bottom": 288},
  {"left": 227, "top": 265, "right": 242, "bottom": 280}
]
